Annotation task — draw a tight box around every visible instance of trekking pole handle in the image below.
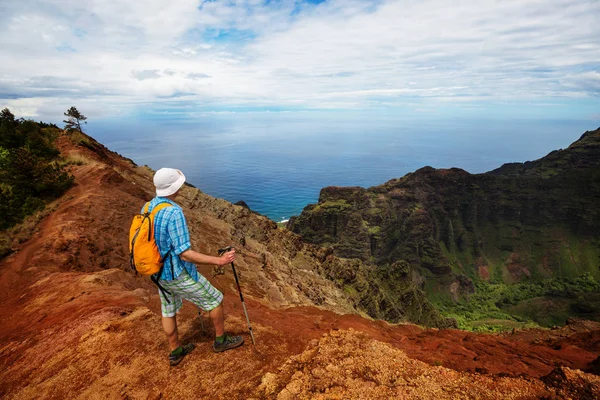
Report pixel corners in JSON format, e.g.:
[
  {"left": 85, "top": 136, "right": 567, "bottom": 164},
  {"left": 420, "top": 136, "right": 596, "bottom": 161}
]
[
  {"left": 218, "top": 246, "right": 244, "bottom": 302},
  {"left": 218, "top": 246, "right": 234, "bottom": 256}
]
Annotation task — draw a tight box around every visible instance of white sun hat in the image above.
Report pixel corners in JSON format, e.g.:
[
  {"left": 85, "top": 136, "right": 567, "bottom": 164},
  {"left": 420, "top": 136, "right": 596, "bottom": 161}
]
[{"left": 153, "top": 168, "right": 186, "bottom": 197}]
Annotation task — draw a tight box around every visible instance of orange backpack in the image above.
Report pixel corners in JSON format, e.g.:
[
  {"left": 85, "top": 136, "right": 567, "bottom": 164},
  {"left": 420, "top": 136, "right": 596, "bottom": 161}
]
[{"left": 129, "top": 202, "right": 172, "bottom": 276}]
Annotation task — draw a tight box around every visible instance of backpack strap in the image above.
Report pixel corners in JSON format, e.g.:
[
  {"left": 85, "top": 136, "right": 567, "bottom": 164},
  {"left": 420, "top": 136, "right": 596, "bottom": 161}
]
[
  {"left": 153, "top": 248, "right": 173, "bottom": 302},
  {"left": 145, "top": 202, "right": 172, "bottom": 241},
  {"left": 147, "top": 201, "right": 174, "bottom": 262},
  {"left": 151, "top": 274, "right": 172, "bottom": 302},
  {"left": 145, "top": 201, "right": 175, "bottom": 302}
]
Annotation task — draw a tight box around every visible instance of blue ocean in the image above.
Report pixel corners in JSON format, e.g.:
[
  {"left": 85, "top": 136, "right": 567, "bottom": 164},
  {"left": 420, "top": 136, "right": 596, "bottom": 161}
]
[{"left": 88, "top": 114, "right": 594, "bottom": 222}]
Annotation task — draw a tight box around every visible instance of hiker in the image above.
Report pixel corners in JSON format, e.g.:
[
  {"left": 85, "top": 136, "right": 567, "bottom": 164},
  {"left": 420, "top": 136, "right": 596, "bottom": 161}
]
[{"left": 149, "top": 167, "right": 244, "bottom": 366}]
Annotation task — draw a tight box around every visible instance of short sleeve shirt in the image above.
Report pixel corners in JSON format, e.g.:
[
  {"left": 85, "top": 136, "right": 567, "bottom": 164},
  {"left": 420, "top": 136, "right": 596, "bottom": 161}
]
[{"left": 144, "top": 197, "right": 200, "bottom": 282}]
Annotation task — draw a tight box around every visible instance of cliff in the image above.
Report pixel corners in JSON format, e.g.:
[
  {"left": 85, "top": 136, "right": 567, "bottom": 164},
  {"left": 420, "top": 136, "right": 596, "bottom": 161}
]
[
  {"left": 289, "top": 128, "right": 600, "bottom": 329},
  {"left": 1, "top": 126, "right": 599, "bottom": 399}
]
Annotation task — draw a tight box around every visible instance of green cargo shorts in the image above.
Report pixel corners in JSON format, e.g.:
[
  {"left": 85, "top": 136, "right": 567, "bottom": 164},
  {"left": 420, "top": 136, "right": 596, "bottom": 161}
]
[{"left": 158, "top": 269, "right": 223, "bottom": 317}]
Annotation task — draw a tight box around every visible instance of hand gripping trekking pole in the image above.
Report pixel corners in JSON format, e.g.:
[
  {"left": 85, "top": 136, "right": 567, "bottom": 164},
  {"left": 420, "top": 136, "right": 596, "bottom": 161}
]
[{"left": 219, "top": 246, "right": 256, "bottom": 347}]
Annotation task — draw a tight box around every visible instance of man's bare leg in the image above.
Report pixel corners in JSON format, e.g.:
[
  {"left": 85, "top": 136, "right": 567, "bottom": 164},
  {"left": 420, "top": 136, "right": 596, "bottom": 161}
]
[
  {"left": 209, "top": 302, "right": 244, "bottom": 352},
  {"left": 162, "top": 316, "right": 180, "bottom": 351},
  {"left": 209, "top": 303, "right": 225, "bottom": 337}
]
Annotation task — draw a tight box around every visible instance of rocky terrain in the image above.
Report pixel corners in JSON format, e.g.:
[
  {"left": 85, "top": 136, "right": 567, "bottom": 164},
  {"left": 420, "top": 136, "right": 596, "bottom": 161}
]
[
  {"left": 1, "top": 128, "right": 599, "bottom": 399},
  {"left": 289, "top": 128, "right": 600, "bottom": 329}
]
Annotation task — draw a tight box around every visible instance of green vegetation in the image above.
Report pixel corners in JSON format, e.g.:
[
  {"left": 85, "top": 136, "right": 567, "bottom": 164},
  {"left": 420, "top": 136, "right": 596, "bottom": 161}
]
[
  {"left": 312, "top": 199, "right": 351, "bottom": 212},
  {"left": 435, "top": 273, "right": 600, "bottom": 332},
  {"left": 0, "top": 108, "right": 74, "bottom": 232},
  {"left": 0, "top": 202, "right": 59, "bottom": 258}
]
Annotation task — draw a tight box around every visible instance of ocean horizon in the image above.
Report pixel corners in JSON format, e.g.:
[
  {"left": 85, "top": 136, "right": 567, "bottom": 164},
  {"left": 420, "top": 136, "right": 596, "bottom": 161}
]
[{"left": 88, "top": 114, "right": 597, "bottom": 222}]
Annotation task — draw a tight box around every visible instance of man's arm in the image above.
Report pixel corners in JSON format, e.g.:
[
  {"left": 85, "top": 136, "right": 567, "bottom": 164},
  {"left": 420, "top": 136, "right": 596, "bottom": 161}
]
[
  {"left": 180, "top": 248, "right": 235, "bottom": 266},
  {"left": 166, "top": 208, "right": 236, "bottom": 266}
]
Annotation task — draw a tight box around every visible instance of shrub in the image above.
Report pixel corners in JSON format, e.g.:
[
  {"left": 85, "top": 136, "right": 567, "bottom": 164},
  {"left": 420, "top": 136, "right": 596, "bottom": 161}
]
[{"left": 0, "top": 109, "right": 74, "bottom": 233}]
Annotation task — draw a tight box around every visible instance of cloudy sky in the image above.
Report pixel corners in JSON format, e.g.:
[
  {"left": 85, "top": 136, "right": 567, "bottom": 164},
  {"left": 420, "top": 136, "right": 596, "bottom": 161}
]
[{"left": 1, "top": 0, "right": 599, "bottom": 123}]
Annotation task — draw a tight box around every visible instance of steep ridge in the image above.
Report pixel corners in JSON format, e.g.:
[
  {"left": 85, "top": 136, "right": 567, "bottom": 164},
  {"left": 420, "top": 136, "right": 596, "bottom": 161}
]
[
  {"left": 0, "top": 129, "right": 599, "bottom": 399},
  {"left": 289, "top": 128, "right": 600, "bottom": 329},
  {"left": 488, "top": 128, "right": 600, "bottom": 177}
]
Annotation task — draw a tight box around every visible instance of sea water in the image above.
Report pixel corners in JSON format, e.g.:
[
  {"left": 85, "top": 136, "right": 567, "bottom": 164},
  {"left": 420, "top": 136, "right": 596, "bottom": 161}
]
[{"left": 88, "top": 113, "right": 594, "bottom": 222}]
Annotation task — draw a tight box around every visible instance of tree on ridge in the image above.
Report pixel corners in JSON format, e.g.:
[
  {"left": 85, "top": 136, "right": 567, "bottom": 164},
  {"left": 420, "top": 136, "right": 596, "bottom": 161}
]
[{"left": 63, "top": 106, "right": 87, "bottom": 133}]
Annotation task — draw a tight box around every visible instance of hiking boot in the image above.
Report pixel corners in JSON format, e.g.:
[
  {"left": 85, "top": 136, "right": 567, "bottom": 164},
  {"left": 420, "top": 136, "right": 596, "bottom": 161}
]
[
  {"left": 212, "top": 334, "right": 244, "bottom": 353},
  {"left": 169, "top": 343, "right": 195, "bottom": 366}
]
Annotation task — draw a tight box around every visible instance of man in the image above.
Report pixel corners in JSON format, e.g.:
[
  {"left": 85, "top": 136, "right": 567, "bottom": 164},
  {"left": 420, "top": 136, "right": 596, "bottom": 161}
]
[{"left": 148, "top": 167, "right": 244, "bottom": 366}]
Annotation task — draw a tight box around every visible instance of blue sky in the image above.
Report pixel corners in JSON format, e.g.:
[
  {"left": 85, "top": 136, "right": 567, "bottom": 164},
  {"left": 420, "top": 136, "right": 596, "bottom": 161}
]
[{"left": 0, "top": 0, "right": 599, "bottom": 123}]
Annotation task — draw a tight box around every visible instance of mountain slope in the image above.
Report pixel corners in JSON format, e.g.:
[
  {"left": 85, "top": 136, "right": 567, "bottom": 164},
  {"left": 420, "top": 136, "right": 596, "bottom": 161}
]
[
  {"left": 0, "top": 128, "right": 599, "bottom": 399},
  {"left": 288, "top": 128, "right": 600, "bottom": 329}
]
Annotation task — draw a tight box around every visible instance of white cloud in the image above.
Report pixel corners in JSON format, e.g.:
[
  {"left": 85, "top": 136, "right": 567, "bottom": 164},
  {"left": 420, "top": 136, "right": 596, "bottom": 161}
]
[{"left": 0, "top": 0, "right": 598, "bottom": 120}]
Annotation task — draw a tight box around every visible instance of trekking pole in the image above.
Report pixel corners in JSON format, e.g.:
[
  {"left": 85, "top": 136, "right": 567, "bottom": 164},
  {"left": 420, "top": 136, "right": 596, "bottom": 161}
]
[{"left": 219, "top": 246, "right": 256, "bottom": 347}]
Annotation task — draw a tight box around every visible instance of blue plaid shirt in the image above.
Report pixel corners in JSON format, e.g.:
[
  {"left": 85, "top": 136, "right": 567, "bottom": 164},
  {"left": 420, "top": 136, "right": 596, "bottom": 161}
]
[{"left": 144, "top": 197, "right": 200, "bottom": 282}]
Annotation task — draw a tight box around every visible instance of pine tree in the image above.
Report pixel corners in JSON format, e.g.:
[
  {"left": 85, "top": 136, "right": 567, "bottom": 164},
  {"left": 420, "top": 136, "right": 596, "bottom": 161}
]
[
  {"left": 0, "top": 108, "right": 20, "bottom": 148},
  {"left": 63, "top": 106, "right": 87, "bottom": 133}
]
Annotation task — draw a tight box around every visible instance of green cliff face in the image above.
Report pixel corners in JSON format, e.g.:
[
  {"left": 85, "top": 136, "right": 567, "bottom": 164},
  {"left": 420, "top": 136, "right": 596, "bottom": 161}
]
[{"left": 289, "top": 128, "right": 600, "bottom": 330}]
